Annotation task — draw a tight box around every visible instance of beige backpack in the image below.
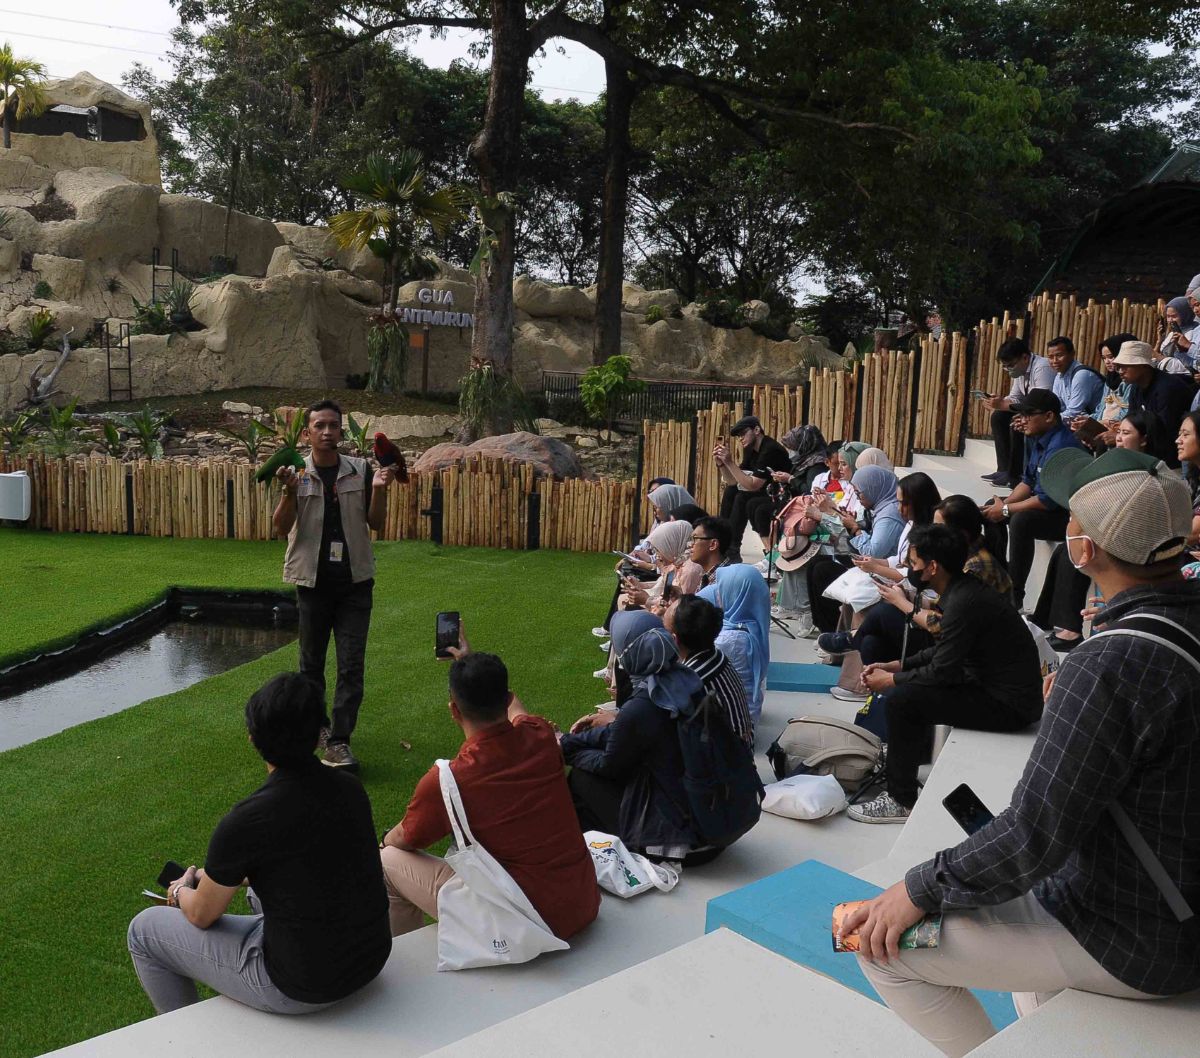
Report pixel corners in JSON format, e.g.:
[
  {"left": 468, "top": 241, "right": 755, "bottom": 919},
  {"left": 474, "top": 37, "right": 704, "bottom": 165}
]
[{"left": 766, "top": 715, "right": 883, "bottom": 792}]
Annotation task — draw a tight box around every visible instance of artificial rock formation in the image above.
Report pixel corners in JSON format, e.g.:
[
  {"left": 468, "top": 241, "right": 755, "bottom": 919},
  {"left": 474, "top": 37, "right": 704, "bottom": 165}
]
[{"left": 413, "top": 431, "right": 588, "bottom": 479}]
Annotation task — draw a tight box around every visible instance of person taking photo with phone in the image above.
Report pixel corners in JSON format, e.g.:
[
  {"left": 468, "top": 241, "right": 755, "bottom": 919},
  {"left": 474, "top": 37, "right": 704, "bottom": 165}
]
[
  {"left": 272, "top": 399, "right": 398, "bottom": 772},
  {"left": 980, "top": 337, "right": 1057, "bottom": 488}
]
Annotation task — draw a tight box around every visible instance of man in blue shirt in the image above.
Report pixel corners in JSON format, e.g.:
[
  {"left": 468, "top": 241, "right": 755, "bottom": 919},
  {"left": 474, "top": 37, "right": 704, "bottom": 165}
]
[
  {"left": 1047, "top": 336, "right": 1105, "bottom": 422},
  {"left": 982, "top": 389, "right": 1086, "bottom": 610}
]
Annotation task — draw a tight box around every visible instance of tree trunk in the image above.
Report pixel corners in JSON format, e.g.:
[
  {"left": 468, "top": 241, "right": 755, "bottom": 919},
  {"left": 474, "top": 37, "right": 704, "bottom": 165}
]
[
  {"left": 592, "top": 61, "right": 637, "bottom": 366},
  {"left": 2, "top": 86, "right": 10, "bottom": 150},
  {"left": 222, "top": 124, "right": 243, "bottom": 263},
  {"left": 465, "top": 0, "right": 527, "bottom": 435}
]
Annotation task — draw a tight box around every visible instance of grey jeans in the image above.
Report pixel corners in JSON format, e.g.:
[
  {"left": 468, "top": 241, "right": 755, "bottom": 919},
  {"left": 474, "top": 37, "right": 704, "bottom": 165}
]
[{"left": 127, "top": 890, "right": 332, "bottom": 1016}]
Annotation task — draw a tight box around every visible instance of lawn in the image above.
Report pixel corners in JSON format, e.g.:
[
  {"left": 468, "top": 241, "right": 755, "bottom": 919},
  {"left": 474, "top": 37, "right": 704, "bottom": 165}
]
[{"left": 0, "top": 528, "right": 613, "bottom": 1058}]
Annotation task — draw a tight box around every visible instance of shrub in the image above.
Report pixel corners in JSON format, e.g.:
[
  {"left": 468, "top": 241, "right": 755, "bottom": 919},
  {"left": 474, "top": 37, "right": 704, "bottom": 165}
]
[
  {"left": 217, "top": 417, "right": 274, "bottom": 460},
  {"left": 645, "top": 304, "right": 664, "bottom": 324},
  {"left": 164, "top": 281, "right": 196, "bottom": 324},
  {"left": 458, "top": 359, "right": 536, "bottom": 439},
  {"left": 579, "top": 354, "right": 645, "bottom": 431},
  {"left": 41, "top": 399, "right": 80, "bottom": 457},
  {"left": 121, "top": 406, "right": 171, "bottom": 460},
  {"left": 0, "top": 410, "right": 35, "bottom": 452},
  {"left": 33, "top": 280, "right": 53, "bottom": 299},
  {"left": 699, "top": 297, "right": 746, "bottom": 329},
  {"left": 345, "top": 414, "right": 373, "bottom": 456},
  {"left": 130, "top": 298, "right": 171, "bottom": 336},
  {"left": 27, "top": 308, "right": 55, "bottom": 350}
]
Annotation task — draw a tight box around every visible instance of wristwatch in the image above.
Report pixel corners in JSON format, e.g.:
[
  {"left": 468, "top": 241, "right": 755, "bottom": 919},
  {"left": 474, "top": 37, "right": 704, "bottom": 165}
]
[{"left": 1001, "top": 503, "right": 1010, "bottom": 519}]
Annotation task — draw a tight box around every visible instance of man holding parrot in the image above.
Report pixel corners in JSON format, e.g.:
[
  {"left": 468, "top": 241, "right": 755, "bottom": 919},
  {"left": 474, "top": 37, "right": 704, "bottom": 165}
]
[{"left": 272, "top": 399, "right": 406, "bottom": 771}]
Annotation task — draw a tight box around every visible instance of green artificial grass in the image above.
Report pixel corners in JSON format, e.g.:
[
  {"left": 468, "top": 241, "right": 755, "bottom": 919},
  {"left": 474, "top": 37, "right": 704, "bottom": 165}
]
[{"left": 0, "top": 528, "right": 613, "bottom": 1058}]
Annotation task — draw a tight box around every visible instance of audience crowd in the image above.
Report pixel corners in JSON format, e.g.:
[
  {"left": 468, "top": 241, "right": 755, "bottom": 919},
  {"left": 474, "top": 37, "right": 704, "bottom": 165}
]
[{"left": 122, "top": 308, "right": 1200, "bottom": 1058}]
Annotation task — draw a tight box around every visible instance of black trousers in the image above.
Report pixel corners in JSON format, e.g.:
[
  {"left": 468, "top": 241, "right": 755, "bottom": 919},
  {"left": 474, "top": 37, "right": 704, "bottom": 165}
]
[
  {"left": 984, "top": 506, "right": 1068, "bottom": 608},
  {"left": 853, "top": 603, "right": 933, "bottom": 666},
  {"left": 296, "top": 577, "right": 373, "bottom": 744},
  {"left": 807, "top": 555, "right": 854, "bottom": 633},
  {"left": 719, "top": 485, "right": 773, "bottom": 553},
  {"left": 990, "top": 410, "right": 1024, "bottom": 481},
  {"left": 568, "top": 767, "right": 624, "bottom": 834},
  {"left": 885, "top": 680, "right": 1031, "bottom": 808},
  {"left": 1032, "top": 543, "right": 1091, "bottom": 635}
]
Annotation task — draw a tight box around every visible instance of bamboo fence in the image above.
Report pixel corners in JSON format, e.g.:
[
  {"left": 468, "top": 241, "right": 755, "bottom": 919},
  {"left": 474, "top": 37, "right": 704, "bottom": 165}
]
[{"left": 0, "top": 453, "right": 637, "bottom": 554}]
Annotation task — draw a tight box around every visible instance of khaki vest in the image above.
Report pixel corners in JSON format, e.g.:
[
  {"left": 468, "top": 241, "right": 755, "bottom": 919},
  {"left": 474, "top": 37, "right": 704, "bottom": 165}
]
[{"left": 282, "top": 453, "right": 376, "bottom": 588}]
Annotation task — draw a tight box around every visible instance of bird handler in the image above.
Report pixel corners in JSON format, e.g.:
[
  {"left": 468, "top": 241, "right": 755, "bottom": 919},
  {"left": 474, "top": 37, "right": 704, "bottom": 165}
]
[{"left": 272, "top": 399, "right": 397, "bottom": 772}]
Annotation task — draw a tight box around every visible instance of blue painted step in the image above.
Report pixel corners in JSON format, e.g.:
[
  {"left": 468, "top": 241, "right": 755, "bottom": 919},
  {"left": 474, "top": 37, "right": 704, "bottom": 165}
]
[
  {"left": 706, "top": 858, "right": 1017, "bottom": 1030},
  {"left": 767, "top": 661, "right": 841, "bottom": 693}
]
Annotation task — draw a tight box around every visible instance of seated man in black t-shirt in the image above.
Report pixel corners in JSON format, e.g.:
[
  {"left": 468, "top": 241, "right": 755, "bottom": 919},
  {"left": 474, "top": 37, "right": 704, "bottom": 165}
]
[
  {"left": 127, "top": 673, "right": 391, "bottom": 1015},
  {"left": 715, "top": 415, "right": 793, "bottom": 560}
]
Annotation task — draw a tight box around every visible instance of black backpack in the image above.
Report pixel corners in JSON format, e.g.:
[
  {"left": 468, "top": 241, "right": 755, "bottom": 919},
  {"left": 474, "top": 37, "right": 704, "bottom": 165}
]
[{"left": 675, "top": 692, "right": 764, "bottom": 848}]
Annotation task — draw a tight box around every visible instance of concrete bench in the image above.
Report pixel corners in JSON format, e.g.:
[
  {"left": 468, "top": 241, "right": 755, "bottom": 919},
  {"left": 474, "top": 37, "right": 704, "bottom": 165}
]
[{"left": 426, "top": 928, "right": 941, "bottom": 1058}]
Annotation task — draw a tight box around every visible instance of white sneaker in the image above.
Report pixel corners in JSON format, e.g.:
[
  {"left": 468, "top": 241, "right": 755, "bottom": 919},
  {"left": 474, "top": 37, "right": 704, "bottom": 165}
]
[
  {"left": 592, "top": 667, "right": 609, "bottom": 679},
  {"left": 847, "top": 791, "right": 911, "bottom": 824},
  {"left": 755, "top": 558, "right": 770, "bottom": 577},
  {"left": 830, "top": 685, "right": 869, "bottom": 702},
  {"left": 599, "top": 641, "right": 611, "bottom": 651},
  {"left": 591, "top": 626, "right": 609, "bottom": 638}
]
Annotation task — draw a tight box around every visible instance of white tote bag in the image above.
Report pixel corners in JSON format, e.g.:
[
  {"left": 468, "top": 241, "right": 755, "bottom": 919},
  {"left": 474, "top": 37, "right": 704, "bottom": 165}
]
[
  {"left": 822, "top": 566, "right": 881, "bottom": 611},
  {"left": 434, "top": 760, "right": 569, "bottom": 971},
  {"left": 583, "top": 831, "right": 681, "bottom": 898},
  {"left": 761, "top": 774, "right": 847, "bottom": 820}
]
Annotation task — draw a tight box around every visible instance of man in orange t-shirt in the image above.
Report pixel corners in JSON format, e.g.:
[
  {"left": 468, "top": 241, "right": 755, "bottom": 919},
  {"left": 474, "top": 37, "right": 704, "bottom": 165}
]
[{"left": 379, "top": 649, "right": 600, "bottom": 940}]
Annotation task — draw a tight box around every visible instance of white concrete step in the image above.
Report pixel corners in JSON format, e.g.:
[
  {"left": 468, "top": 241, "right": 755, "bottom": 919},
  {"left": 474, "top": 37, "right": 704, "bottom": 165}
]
[
  {"left": 427, "top": 929, "right": 941, "bottom": 1058},
  {"left": 963, "top": 437, "right": 997, "bottom": 469}
]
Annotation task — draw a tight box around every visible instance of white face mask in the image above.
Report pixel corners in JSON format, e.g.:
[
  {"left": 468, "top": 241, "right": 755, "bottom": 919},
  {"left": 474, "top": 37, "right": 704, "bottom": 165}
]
[{"left": 1065, "top": 533, "right": 1093, "bottom": 570}]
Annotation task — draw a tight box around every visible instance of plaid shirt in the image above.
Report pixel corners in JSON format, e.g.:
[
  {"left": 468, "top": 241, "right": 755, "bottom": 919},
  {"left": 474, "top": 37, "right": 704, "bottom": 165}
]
[{"left": 906, "top": 580, "right": 1200, "bottom": 996}]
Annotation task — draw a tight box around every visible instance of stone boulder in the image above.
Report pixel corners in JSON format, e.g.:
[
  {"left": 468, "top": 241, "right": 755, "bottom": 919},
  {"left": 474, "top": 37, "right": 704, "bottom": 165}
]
[
  {"left": 0, "top": 235, "right": 19, "bottom": 283},
  {"left": 431, "top": 255, "right": 471, "bottom": 283},
  {"left": 0, "top": 151, "right": 52, "bottom": 209},
  {"left": 513, "top": 274, "right": 594, "bottom": 319},
  {"left": 413, "top": 432, "right": 587, "bottom": 480},
  {"left": 6, "top": 300, "right": 97, "bottom": 343},
  {"left": 353, "top": 412, "right": 459, "bottom": 440},
  {"left": 31, "top": 254, "right": 86, "bottom": 302},
  {"left": 274, "top": 221, "right": 385, "bottom": 284},
  {"left": 740, "top": 299, "right": 770, "bottom": 323},
  {"left": 20, "top": 167, "right": 158, "bottom": 262},
  {"left": 5, "top": 72, "right": 160, "bottom": 186},
  {"left": 157, "top": 194, "right": 285, "bottom": 278},
  {"left": 622, "top": 282, "right": 681, "bottom": 315},
  {"left": 394, "top": 278, "right": 476, "bottom": 317}
]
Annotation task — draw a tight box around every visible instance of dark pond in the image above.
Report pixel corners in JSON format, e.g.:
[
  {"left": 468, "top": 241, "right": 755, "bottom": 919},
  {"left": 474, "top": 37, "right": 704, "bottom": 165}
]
[{"left": 1, "top": 613, "right": 295, "bottom": 752}]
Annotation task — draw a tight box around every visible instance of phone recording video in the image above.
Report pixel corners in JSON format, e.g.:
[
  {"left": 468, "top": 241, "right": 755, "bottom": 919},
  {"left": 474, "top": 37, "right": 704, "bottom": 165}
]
[{"left": 435, "top": 611, "right": 461, "bottom": 659}]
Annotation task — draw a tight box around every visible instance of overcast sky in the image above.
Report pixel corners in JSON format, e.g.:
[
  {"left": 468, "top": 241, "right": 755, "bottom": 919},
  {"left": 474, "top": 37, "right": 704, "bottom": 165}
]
[{"left": 0, "top": 1, "right": 606, "bottom": 101}]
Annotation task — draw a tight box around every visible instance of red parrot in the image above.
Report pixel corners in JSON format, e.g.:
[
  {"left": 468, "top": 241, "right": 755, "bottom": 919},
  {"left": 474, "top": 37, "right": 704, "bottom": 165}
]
[{"left": 373, "top": 432, "right": 409, "bottom": 483}]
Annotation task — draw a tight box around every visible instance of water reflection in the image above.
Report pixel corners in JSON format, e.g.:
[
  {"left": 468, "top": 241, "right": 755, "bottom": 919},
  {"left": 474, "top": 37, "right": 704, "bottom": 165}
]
[{"left": 0, "top": 620, "right": 296, "bottom": 752}]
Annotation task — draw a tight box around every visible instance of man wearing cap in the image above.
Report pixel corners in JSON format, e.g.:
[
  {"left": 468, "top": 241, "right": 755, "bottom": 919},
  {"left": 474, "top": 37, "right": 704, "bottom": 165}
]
[
  {"left": 981, "top": 336, "right": 1056, "bottom": 488},
  {"left": 981, "top": 388, "right": 1086, "bottom": 611},
  {"left": 842, "top": 447, "right": 1200, "bottom": 1056},
  {"left": 1115, "top": 340, "right": 1194, "bottom": 464},
  {"left": 714, "top": 415, "right": 791, "bottom": 560}
]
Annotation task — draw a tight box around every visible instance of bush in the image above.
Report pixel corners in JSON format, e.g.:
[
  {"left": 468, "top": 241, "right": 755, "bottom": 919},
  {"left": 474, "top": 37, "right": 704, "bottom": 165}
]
[
  {"left": 130, "top": 298, "right": 171, "bottom": 336},
  {"left": 27, "top": 308, "right": 55, "bottom": 350},
  {"left": 699, "top": 297, "right": 746, "bottom": 329},
  {"left": 33, "top": 280, "right": 53, "bottom": 300},
  {"left": 645, "top": 304, "right": 664, "bottom": 324},
  {"left": 579, "top": 355, "right": 645, "bottom": 430}
]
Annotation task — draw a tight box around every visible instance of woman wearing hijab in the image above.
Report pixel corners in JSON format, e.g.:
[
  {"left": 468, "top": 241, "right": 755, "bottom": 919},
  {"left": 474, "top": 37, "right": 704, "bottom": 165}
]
[
  {"left": 1162, "top": 296, "right": 1198, "bottom": 369},
  {"left": 698, "top": 564, "right": 771, "bottom": 729},
  {"left": 561, "top": 611, "right": 706, "bottom": 862},
  {"left": 803, "top": 463, "right": 907, "bottom": 633},
  {"left": 647, "top": 483, "right": 697, "bottom": 523},
  {"left": 750, "top": 424, "right": 829, "bottom": 570},
  {"left": 855, "top": 447, "right": 894, "bottom": 471},
  {"left": 620, "top": 520, "right": 703, "bottom": 610}
]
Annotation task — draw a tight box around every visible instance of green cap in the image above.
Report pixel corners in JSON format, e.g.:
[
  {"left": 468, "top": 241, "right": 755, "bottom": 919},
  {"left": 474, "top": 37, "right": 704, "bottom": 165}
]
[{"left": 1041, "top": 447, "right": 1192, "bottom": 565}]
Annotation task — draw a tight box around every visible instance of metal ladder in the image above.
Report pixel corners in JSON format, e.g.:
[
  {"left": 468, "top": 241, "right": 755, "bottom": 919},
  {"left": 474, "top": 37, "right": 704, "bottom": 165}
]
[
  {"left": 105, "top": 322, "right": 132, "bottom": 401},
  {"left": 151, "top": 247, "right": 178, "bottom": 304}
]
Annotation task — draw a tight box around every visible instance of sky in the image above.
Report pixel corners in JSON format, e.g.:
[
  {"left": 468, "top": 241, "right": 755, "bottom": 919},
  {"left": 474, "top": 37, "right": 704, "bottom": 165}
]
[{"left": 0, "top": 1, "right": 607, "bottom": 101}]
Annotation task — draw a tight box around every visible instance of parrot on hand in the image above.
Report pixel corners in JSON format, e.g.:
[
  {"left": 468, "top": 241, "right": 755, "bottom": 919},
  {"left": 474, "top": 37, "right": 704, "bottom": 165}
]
[
  {"left": 372, "top": 432, "right": 409, "bottom": 483},
  {"left": 255, "top": 445, "right": 306, "bottom": 484}
]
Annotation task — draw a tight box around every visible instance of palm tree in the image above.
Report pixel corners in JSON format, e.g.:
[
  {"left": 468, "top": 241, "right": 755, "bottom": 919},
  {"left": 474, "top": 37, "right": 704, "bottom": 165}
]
[
  {"left": 0, "top": 43, "right": 48, "bottom": 150},
  {"left": 330, "top": 150, "right": 468, "bottom": 317}
]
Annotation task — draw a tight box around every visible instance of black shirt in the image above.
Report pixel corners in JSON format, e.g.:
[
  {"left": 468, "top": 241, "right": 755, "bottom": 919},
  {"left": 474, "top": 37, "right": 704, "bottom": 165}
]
[
  {"left": 738, "top": 435, "right": 792, "bottom": 480},
  {"left": 1128, "top": 373, "right": 1194, "bottom": 465},
  {"left": 894, "top": 573, "right": 1043, "bottom": 722},
  {"left": 205, "top": 757, "right": 391, "bottom": 1003},
  {"left": 314, "top": 463, "right": 372, "bottom": 588}
]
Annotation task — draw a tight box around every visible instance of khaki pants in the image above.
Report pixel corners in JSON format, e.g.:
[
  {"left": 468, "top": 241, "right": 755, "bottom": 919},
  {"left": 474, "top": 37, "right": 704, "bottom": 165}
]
[
  {"left": 857, "top": 892, "right": 1154, "bottom": 1058},
  {"left": 380, "top": 847, "right": 456, "bottom": 937}
]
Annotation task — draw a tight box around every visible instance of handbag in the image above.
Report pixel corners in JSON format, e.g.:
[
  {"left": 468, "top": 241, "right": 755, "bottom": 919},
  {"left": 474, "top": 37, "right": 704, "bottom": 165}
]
[
  {"left": 583, "top": 831, "right": 681, "bottom": 897},
  {"left": 823, "top": 566, "right": 881, "bottom": 611},
  {"left": 766, "top": 716, "right": 883, "bottom": 792},
  {"left": 434, "top": 760, "right": 570, "bottom": 971}
]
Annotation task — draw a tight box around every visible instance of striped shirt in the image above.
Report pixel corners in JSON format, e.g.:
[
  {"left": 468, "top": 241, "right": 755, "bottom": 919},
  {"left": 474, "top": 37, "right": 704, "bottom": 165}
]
[
  {"left": 905, "top": 580, "right": 1200, "bottom": 995},
  {"left": 682, "top": 647, "right": 754, "bottom": 746}
]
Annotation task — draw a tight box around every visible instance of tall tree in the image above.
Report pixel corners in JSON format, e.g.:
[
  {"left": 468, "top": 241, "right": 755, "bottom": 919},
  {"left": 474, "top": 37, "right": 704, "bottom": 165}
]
[{"left": 0, "top": 42, "right": 47, "bottom": 150}]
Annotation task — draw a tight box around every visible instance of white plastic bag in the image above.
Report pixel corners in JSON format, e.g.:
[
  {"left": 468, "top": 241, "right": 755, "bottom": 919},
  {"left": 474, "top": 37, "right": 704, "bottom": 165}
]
[
  {"left": 583, "top": 831, "right": 681, "bottom": 898},
  {"left": 434, "top": 760, "right": 569, "bottom": 971},
  {"left": 822, "top": 567, "right": 881, "bottom": 611},
  {"left": 761, "top": 774, "right": 847, "bottom": 820},
  {"left": 1022, "top": 616, "right": 1061, "bottom": 677}
]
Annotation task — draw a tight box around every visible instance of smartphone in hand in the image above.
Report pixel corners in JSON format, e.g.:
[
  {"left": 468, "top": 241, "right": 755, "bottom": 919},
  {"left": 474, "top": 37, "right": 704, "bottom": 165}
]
[
  {"left": 157, "top": 861, "right": 186, "bottom": 888},
  {"left": 435, "top": 611, "right": 461, "bottom": 659}
]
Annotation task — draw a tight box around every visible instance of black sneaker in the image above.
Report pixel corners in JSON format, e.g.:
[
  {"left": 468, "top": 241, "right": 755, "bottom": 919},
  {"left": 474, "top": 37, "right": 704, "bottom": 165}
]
[
  {"left": 1046, "top": 634, "right": 1083, "bottom": 653},
  {"left": 816, "top": 631, "right": 854, "bottom": 655},
  {"left": 322, "top": 742, "right": 359, "bottom": 771}
]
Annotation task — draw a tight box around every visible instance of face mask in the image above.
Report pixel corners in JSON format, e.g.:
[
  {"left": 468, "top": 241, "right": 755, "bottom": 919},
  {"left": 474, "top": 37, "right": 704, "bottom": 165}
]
[
  {"left": 1065, "top": 533, "right": 1093, "bottom": 571},
  {"left": 906, "top": 565, "right": 927, "bottom": 590}
]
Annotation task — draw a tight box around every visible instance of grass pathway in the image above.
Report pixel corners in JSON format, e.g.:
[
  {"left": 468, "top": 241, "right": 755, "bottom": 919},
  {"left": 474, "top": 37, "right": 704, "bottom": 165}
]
[{"left": 0, "top": 529, "right": 612, "bottom": 1058}]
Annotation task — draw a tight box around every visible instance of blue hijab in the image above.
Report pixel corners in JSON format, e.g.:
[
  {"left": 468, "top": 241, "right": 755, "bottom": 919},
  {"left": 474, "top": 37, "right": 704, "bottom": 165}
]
[
  {"left": 698, "top": 564, "right": 770, "bottom": 696},
  {"left": 852, "top": 465, "right": 902, "bottom": 524},
  {"left": 610, "top": 610, "right": 702, "bottom": 717}
]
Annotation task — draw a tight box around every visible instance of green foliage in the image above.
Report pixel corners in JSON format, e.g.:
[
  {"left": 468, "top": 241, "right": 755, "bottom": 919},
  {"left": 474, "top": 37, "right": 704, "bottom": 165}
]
[
  {"left": 0, "top": 41, "right": 48, "bottom": 149},
  {"left": 645, "top": 304, "right": 665, "bottom": 324},
  {"left": 458, "top": 360, "right": 536, "bottom": 440},
  {"left": 99, "top": 420, "right": 124, "bottom": 457},
  {"left": 26, "top": 307, "right": 55, "bottom": 349},
  {"left": 217, "top": 416, "right": 273, "bottom": 460},
  {"left": 130, "top": 297, "right": 171, "bottom": 336},
  {"left": 121, "top": 405, "right": 170, "bottom": 460},
  {"left": 0, "top": 409, "right": 35, "bottom": 451},
  {"left": 578, "top": 355, "right": 646, "bottom": 429},
  {"left": 32, "top": 280, "right": 53, "bottom": 299},
  {"left": 41, "top": 399, "right": 80, "bottom": 457},
  {"left": 165, "top": 280, "right": 196, "bottom": 321},
  {"left": 345, "top": 413, "right": 373, "bottom": 456},
  {"left": 699, "top": 297, "right": 746, "bottom": 330},
  {"left": 366, "top": 319, "right": 408, "bottom": 394},
  {"left": 105, "top": 275, "right": 122, "bottom": 294},
  {"left": 268, "top": 406, "right": 305, "bottom": 449}
]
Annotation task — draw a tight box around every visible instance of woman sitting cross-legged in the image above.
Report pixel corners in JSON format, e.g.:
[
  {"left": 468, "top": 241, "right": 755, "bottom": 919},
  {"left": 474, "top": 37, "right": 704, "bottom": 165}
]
[{"left": 698, "top": 563, "right": 772, "bottom": 731}]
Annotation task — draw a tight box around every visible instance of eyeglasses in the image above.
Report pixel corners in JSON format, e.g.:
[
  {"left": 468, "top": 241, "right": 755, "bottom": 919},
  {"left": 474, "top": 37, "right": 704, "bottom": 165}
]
[{"left": 690, "top": 535, "right": 714, "bottom": 543}]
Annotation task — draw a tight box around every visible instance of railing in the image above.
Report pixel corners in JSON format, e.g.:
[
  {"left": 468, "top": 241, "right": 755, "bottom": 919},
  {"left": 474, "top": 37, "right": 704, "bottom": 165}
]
[{"left": 541, "top": 371, "right": 757, "bottom": 425}]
